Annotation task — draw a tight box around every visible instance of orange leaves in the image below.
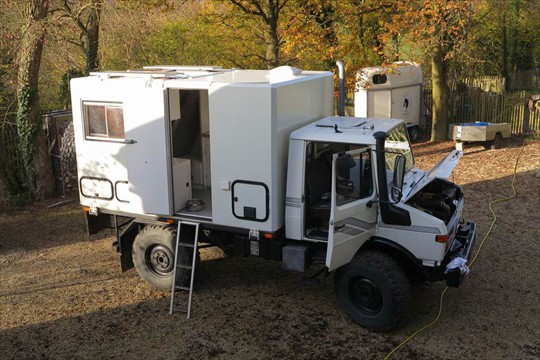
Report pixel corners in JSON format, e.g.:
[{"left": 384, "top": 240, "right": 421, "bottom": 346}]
[{"left": 381, "top": 0, "right": 474, "bottom": 61}]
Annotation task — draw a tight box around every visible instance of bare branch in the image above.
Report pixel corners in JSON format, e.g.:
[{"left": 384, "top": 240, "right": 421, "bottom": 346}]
[{"left": 229, "top": 0, "right": 262, "bottom": 16}]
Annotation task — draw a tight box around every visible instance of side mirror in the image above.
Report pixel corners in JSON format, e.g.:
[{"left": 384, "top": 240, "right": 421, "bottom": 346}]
[{"left": 391, "top": 155, "right": 406, "bottom": 202}]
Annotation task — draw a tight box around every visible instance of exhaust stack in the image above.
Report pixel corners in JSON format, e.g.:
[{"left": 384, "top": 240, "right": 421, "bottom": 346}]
[{"left": 336, "top": 60, "right": 345, "bottom": 116}]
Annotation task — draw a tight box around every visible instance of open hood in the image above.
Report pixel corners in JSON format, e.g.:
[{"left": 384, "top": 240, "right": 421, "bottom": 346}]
[{"left": 402, "top": 150, "right": 463, "bottom": 201}]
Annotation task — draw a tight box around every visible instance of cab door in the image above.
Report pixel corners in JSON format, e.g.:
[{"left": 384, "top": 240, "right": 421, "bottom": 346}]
[{"left": 326, "top": 148, "right": 378, "bottom": 271}]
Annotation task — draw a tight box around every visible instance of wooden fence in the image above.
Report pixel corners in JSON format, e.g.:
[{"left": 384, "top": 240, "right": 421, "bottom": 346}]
[
  {"left": 444, "top": 71, "right": 539, "bottom": 94},
  {"left": 423, "top": 86, "right": 540, "bottom": 135},
  {"left": 0, "top": 124, "right": 23, "bottom": 175}
]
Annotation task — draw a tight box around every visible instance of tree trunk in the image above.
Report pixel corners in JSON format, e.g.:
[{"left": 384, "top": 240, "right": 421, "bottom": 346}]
[
  {"left": 85, "top": 0, "right": 102, "bottom": 74},
  {"left": 430, "top": 44, "right": 450, "bottom": 141},
  {"left": 502, "top": 13, "right": 510, "bottom": 92},
  {"left": 265, "top": 21, "right": 280, "bottom": 69},
  {"left": 227, "top": 0, "right": 283, "bottom": 69},
  {"left": 15, "top": 0, "right": 54, "bottom": 200}
]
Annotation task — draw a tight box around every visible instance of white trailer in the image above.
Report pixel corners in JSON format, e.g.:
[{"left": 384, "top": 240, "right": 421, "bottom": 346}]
[
  {"left": 354, "top": 62, "right": 423, "bottom": 140},
  {"left": 71, "top": 65, "right": 476, "bottom": 331}
]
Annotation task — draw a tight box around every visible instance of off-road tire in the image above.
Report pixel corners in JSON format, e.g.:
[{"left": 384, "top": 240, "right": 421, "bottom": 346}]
[
  {"left": 334, "top": 250, "right": 411, "bottom": 332},
  {"left": 132, "top": 225, "right": 182, "bottom": 290},
  {"left": 60, "top": 122, "right": 77, "bottom": 194},
  {"left": 132, "top": 225, "right": 199, "bottom": 291}
]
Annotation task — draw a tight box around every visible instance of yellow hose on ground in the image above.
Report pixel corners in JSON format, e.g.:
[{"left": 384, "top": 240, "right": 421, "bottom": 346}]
[{"left": 384, "top": 139, "right": 527, "bottom": 360}]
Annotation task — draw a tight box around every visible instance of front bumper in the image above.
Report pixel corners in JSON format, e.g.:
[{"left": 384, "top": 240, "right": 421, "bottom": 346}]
[{"left": 428, "top": 221, "right": 477, "bottom": 287}]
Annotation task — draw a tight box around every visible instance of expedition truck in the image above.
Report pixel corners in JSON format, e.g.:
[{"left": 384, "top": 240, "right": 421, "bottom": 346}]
[{"left": 70, "top": 65, "right": 476, "bottom": 331}]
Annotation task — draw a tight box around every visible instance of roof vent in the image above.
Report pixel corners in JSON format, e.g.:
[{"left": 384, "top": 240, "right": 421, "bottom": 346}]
[{"left": 269, "top": 66, "right": 302, "bottom": 81}]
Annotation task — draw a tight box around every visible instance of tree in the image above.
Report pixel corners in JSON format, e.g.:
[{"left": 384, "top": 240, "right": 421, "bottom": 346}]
[
  {"left": 200, "top": 1, "right": 322, "bottom": 70},
  {"left": 15, "top": 0, "right": 55, "bottom": 200},
  {"left": 282, "top": 0, "right": 394, "bottom": 88},
  {"left": 60, "top": 0, "right": 103, "bottom": 75},
  {"left": 460, "top": 0, "right": 540, "bottom": 84},
  {"left": 382, "top": 1, "right": 474, "bottom": 141},
  {"left": 228, "top": 0, "right": 289, "bottom": 68}
]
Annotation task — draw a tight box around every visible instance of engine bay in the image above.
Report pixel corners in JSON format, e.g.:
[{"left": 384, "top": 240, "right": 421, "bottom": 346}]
[{"left": 406, "top": 179, "right": 462, "bottom": 224}]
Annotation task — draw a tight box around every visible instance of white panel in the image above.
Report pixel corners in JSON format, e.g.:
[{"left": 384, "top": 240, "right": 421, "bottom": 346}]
[
  {"left": 209, "top": 84, "right": 273, "bottom": 229},
  {"left": 168, "top": 89, "right": 181, "bottom": 120},
  {"left": 285, "top": 139, "right": 306, "bottom": 240},
  {"left": 172, "top": 158, "right": 192, "bottom": 212},
  {"left": 354, "top": 91, "right": 368, "bottom": 117},
  {"left": 124, "top": 80, "right": 172, "bottom": 215},
  {"left": 71, "top": 77, "right": 130, "bottom": 213},
  {"left": 391, "top": 85, "right": 421, "bottom": 125},
  {"left": 199, "top": 91, "right": 210, "bottom": 133},
  {"left": 190, "top": 159, "right": 203, "bottom": 187},
  {"left": 368, "top": 91, "right": 391, "bottom": 118}
]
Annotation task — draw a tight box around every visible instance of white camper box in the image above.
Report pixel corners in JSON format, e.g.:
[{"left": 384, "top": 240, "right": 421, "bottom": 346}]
[
  {"left": 354, "top": 62, "right": 423, "bottom": 140},
  {"left": 70, "top": 66, "right": 333, "bottom": 233}
]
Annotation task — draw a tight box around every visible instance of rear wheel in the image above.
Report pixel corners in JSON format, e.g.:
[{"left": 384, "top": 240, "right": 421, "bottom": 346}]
[
  {"left": 334, "top": 251, "right": 411, "bottom": 332},
  {"left": 132, "top": 225, "right": 178, "bottom": 290}
]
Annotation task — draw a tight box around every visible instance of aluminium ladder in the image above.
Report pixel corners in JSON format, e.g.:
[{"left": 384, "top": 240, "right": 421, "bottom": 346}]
[{"left": 169, "top": 221, "right": 199, "bottom": 318}]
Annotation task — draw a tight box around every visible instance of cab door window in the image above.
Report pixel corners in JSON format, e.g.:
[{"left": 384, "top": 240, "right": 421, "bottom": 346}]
[{"left": 335, "top": 151, "right": 373, "bottom": 206}]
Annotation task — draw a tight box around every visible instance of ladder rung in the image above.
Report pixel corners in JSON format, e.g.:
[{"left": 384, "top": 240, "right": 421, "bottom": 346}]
[
  {"left": 176, "top": 264, "right": 193, "bottom": 270},
  {"left": 178, "top": 242, "right": 195, "bottom": 248},
  {"left": 173, "top": 307, "right": 188, "bottom": 313},
  {"left": 174, "top": 285, "right": 191, "bottom": 291}
]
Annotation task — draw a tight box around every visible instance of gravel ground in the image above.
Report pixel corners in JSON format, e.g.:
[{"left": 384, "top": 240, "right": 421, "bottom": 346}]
[{"left": 1, "top": 137, "right": 539, "bottom": 360}]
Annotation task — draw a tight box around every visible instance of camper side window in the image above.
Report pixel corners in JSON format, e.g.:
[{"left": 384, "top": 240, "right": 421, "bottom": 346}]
[{"left": 83, "top": 102, "right": 125, "bottom": 140}]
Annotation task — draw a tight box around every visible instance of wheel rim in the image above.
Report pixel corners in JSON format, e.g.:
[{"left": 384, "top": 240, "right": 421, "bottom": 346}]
[
  {"left": 348, "top": 276, "right": 383, "bottom": 315},
  {"left": 146, "top": 244, "right": 174, "bottom": 276}
]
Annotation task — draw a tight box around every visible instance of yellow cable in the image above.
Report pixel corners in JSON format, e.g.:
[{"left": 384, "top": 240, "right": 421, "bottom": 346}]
[{"left": 384, "top": 139, "right": 527, "bottom": 360}]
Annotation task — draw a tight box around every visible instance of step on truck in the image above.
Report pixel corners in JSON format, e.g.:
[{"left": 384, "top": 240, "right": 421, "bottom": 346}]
[{"left": 70, "top": 64, "right": 476, "bottom": 331}]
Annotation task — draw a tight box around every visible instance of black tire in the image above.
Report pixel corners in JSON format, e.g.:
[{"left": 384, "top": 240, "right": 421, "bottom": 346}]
[
  {"left": 133, "top": 225, "right": 180, "bottom": 291},
  {"left": 483, "top": 140, "right": 494, "bottom": 150},
  {"left": 60, "top": 122, "right": 78, "bottom": 194},
  {"left": 493, "top": 133, "right": 503, "bottom": 149},
  {"left": 408, "top": 126, "right": 419, "bottom": 142},
  {"left": 334, "top": 251, "right": 411, "bottom": 332}
]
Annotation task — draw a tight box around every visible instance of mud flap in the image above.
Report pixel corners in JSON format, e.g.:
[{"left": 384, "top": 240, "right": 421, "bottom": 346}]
[
  {"left": 85, "top": 211, "right": 111, "bottom": 236},
  {"left": 119, "top": 221, "right": 139, "bottom": 272}
]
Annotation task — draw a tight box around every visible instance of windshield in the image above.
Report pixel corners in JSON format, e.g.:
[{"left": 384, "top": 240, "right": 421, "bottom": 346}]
[{"left": 384, "top": 123, "right": 414, "bottom": 174}]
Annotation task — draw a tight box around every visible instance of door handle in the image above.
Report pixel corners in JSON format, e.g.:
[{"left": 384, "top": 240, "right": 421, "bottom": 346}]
[{"left": 124, "top": 139, "right": 137, "bottom": 144}]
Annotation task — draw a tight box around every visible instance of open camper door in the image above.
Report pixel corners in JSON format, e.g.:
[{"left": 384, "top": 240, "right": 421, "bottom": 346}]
[
  {"left": 326, "top": 148, "right": 378, "bottom": 271},
  {"left": 123, "top": 82, "right": 172, "bottom": 215}
]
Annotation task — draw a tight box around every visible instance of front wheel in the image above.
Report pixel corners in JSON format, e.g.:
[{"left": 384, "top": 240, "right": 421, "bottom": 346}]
[{"left": 334, "top": 251, "right": 411, "bottom": 332}]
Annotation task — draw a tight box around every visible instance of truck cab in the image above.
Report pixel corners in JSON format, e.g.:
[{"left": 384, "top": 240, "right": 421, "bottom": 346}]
[{"left": 281, "top": 116, "right": 475, "bottom": 330}]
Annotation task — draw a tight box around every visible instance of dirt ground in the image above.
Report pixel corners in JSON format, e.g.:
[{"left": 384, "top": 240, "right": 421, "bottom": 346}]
[{"left": 1, "top": 137, "right": 539, "bottom": 360}]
